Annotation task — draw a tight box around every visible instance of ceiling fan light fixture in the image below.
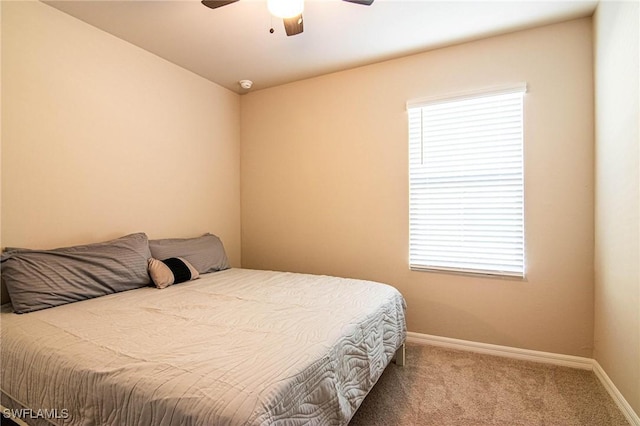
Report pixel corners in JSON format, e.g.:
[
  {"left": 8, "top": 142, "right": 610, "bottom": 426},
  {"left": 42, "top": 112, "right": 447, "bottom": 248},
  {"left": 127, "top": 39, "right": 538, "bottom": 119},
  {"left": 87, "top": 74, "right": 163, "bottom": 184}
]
[{"left": 267, "top": 0, "right": 304, "bottom": 19}]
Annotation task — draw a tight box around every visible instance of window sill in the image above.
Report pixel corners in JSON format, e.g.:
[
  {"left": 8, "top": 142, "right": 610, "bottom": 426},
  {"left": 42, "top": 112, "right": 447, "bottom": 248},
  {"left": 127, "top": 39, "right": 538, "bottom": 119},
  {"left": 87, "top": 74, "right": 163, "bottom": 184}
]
[{"left": 410, "top": 265, "right": 526, "bottom": 281}]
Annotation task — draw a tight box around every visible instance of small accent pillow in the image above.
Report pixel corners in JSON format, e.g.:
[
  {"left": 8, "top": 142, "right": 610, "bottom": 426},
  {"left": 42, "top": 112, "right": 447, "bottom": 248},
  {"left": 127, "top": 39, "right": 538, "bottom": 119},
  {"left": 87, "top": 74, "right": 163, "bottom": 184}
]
[
  {"left": 148, "top": 257, "right": 199, "bottom": 289},
  {"left": 149, "top": 233, "right": 230, "bottom": 274}
]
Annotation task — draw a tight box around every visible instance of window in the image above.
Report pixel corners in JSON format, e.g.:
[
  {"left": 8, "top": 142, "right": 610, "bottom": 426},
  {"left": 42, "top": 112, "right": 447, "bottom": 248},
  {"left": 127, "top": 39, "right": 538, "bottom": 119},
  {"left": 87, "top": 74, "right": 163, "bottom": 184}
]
[{"left": 408, "top": 84, "right": 526, "bottom": 277}]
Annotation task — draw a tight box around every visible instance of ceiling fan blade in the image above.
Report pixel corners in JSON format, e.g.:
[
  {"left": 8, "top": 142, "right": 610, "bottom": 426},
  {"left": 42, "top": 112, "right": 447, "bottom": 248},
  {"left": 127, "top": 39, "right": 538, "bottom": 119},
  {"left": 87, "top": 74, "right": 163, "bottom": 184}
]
[
  {"left": 283, "top": 14, "right": 304, "bottom": 36},
  {"left": 342, "top": 0, "right": 374, "bottom": 5},
  {"left": 201, "top": 0, "right": 239, "bottom": 9}
]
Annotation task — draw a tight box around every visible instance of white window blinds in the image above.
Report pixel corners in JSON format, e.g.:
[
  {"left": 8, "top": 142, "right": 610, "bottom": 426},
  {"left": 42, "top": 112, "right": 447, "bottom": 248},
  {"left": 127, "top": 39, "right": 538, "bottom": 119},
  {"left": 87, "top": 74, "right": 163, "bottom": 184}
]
[{"left": 408, "top": 85, "right": 526, "bottom": 277}]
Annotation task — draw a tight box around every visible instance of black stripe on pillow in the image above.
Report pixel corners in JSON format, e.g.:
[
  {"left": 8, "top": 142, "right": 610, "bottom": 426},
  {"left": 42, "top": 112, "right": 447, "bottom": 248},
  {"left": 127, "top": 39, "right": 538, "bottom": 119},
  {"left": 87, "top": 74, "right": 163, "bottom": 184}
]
[{"left": 162, "top": 258, "right": 193, "bottom": 284}]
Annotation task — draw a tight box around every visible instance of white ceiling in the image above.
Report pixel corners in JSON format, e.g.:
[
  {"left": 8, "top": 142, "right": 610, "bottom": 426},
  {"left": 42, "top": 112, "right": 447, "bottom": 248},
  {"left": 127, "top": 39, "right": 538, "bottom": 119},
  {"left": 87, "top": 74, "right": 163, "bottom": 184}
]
[{"left": 44, "top": 0, "right": 598, "bottom": 93}]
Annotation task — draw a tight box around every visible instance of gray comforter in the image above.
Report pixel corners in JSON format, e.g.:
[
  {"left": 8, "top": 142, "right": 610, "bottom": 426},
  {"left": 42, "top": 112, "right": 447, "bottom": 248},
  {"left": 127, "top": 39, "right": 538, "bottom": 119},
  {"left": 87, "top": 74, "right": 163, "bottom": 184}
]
[{"left": 0, "top": 268, "right": 406, "bottom": 425}]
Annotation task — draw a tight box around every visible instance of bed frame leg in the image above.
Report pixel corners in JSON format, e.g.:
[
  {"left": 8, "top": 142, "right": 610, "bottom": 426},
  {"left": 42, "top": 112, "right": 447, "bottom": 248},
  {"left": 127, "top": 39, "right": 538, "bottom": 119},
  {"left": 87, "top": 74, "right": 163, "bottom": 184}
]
[{"left": 394, "top": 343, "right": 406, "bottom": 367}]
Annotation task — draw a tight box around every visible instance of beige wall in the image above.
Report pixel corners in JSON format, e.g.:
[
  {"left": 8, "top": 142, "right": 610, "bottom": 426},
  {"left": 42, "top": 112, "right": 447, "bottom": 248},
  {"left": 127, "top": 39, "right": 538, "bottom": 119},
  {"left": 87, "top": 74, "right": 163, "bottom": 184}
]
[
  {"left": 1, "top": 2, "right": 241, "bottom": 264},
  {"left": 241, "top": 18, "right": 595, "bottom": 357},
  {"left": 593, "top": 1, "right": 640, "bottom": 415}
]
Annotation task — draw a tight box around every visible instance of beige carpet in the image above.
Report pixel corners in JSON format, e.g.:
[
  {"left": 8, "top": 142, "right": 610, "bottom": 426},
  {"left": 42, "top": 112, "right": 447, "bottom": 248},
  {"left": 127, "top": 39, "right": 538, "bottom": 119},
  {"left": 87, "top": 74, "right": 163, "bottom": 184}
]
[{"left": 350, "top": 343, "right": 629, "bottom": 426}]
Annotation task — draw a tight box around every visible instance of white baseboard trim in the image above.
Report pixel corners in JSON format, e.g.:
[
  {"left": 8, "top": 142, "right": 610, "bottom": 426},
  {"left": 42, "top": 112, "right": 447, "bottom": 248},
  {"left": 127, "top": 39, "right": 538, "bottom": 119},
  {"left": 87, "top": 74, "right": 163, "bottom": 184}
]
[
  {"left": 592, "top": 360, "right": 640, "bottom": 426},
  {"left": 406, "top": 331, "right": 639, "bottom": 426},
  {"left": 406, "top": 331, "right": 593, "bottom": 369}
]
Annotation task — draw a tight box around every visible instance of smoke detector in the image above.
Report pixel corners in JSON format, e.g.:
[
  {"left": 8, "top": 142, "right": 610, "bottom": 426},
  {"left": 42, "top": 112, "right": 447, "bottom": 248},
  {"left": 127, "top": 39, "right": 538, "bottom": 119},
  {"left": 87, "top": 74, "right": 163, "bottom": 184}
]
[{"left": 239, "top": 80, "right": 253, "bottom": 90}]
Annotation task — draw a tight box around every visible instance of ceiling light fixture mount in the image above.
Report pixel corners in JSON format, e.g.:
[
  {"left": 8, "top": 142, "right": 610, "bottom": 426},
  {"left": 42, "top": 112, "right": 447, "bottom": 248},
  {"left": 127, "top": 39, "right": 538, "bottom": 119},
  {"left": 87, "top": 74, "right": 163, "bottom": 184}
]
[{"left": 267, "top": 0, "right": 304, "bottom": 19}]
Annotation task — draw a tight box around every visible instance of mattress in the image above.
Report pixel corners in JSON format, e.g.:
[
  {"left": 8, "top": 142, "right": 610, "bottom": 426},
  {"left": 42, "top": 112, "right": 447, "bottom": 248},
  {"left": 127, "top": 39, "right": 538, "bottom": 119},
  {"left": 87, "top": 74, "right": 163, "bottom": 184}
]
[{"left": 0, "top": 268, "right": 406, "bottom": 425}]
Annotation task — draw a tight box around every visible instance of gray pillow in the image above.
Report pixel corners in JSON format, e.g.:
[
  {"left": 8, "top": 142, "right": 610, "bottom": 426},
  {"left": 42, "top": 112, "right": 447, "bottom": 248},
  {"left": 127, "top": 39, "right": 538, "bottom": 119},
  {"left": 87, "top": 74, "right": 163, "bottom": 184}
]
[
  {"left": 1, "top": 233, "right": 152, "bottom": 314},
  {"left": 149, "top": 233, "right": 230, "bottom": 274}
]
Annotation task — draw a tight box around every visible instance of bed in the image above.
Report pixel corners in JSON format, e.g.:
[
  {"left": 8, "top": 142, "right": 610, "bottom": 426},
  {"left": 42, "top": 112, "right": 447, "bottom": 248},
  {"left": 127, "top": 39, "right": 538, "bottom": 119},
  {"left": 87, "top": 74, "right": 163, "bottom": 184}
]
[{"left": 0, "top": 234, "right": 406, "bottom": 426}]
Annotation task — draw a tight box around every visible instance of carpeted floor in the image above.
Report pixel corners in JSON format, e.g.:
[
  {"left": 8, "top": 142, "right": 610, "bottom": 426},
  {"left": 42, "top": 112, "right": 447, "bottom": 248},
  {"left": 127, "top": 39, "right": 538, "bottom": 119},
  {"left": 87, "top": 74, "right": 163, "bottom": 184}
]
[{"left": 350, "top": 343, "right": 629, "bottom": 426}]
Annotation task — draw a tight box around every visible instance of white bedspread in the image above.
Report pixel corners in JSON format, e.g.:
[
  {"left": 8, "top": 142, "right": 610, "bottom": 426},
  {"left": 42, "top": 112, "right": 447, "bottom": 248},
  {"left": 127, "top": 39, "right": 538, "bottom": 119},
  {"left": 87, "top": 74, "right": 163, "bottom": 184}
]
[{"left": 0, "top": 268, "right": 406, "bottom": 425}]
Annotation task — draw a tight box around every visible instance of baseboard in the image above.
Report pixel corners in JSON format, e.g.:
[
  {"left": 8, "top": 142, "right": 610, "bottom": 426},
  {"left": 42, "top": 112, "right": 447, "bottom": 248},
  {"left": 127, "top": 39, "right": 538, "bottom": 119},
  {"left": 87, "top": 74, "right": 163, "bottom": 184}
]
[
  {"left": 406, "top": 331, "right": 639, "bottom": 426},
  {"left": 592, "top": 360, "right": 640, "bottom": 426},
  {"left": 406, "top": 331, "right": 593, "bottom": 369}
]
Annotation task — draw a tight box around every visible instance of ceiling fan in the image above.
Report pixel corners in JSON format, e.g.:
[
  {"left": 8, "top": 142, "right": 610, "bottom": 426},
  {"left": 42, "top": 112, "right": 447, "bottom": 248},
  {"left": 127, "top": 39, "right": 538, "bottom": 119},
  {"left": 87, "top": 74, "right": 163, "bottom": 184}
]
[{"left": 201, "top": 0, "right": 374, "bottom": 36}]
